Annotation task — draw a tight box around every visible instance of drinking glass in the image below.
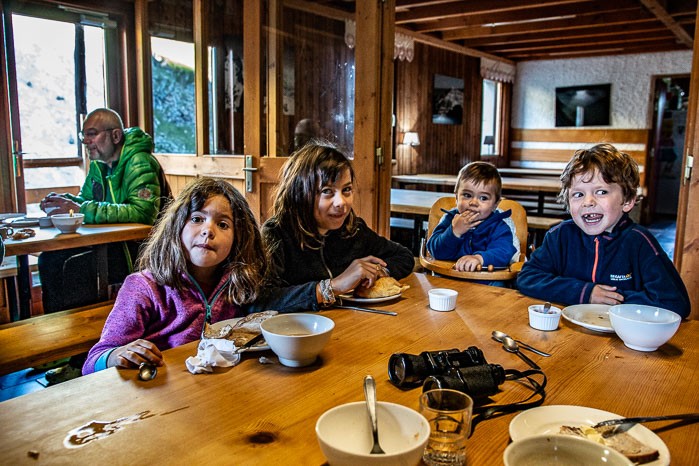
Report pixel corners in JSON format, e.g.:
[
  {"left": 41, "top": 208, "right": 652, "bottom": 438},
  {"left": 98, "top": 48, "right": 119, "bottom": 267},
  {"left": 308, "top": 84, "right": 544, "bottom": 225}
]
[{"left": 419, "top": 389, "right": 473, "bottom": 466}]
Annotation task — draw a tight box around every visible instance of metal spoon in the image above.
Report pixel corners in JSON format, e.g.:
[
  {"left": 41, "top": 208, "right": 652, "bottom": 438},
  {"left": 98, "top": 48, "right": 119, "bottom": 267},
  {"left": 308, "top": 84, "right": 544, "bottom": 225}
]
[
  {"left": 542, "top": 302, "right": 552, "bottom": 314},
  {"left": 492, "top": 330, "right": 551, "bottom": 357},
  {"left": 501, "top": 336, "right": 541, "bottom": 369},
  {"left": 363, "top": 375, "right": 385, "bottom": 455},
  {"left": 138, "top": 362, "right": 158, "bottom": 381}
]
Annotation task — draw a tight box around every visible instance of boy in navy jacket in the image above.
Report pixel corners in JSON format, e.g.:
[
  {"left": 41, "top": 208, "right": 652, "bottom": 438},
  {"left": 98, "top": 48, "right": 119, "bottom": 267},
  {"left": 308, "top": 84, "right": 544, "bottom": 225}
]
[
  {"left": 517, "top": 144, "right": 690, "bottom": 318},
  {"left": 427, "top": 162, "right": 519, "bottom": 275}
]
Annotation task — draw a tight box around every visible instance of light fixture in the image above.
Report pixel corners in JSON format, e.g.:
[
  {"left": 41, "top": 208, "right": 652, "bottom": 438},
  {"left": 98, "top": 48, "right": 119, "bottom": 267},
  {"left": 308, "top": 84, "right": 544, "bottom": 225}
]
[
  {"left": 345, "top": 20, "right": 414, "bottom": 62},
  {"left": 403, "top": 132, "right": 420, "bottom": 146}
]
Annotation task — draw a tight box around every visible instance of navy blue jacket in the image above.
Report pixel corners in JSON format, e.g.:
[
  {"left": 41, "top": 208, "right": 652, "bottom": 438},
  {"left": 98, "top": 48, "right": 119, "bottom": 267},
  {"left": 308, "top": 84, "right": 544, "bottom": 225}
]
[
  {"left": 427, "top": 208, "right": 519, "bottom": 268},
  {"left": 516, "top": 214, "right": 690, "bottom": 318}
]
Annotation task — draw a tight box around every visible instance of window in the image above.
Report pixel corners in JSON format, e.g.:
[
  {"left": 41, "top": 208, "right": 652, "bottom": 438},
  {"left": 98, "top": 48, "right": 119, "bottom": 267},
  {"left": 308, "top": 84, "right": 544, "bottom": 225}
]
[
  {"left": 481, "top": 79, "right": 501, "bottom": 156},
  {"left": 8, "top": 5, "right": 113, "bottom": 213},
  {"left": 151, "top": 37, "right": 196, "bottom": 154}
]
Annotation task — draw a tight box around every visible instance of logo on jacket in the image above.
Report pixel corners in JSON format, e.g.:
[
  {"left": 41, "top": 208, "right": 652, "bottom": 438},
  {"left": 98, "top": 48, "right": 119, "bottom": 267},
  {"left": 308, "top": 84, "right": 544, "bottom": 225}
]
[
  {"left": 138, "top": 187, "right": 153, "bottom": 200},
  {"left": 609, "top": 273, "right": 632, "bottom": 282}
]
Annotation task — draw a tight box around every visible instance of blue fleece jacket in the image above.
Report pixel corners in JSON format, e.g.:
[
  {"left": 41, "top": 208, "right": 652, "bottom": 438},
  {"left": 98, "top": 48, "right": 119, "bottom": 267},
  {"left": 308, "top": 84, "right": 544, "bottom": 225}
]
[
  {"left": 427, "top": 208, "right": 519, "bottom": 268},
  {"left": 516, "top": 214, "right": 690, "bottom": 318}
]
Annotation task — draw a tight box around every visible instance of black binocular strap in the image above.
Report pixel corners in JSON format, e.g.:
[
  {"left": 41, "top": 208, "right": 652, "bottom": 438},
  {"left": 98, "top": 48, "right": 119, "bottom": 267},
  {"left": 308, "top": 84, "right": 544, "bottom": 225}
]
[{"left": 470, "top": 368, "right": 547, "bottom": 435}]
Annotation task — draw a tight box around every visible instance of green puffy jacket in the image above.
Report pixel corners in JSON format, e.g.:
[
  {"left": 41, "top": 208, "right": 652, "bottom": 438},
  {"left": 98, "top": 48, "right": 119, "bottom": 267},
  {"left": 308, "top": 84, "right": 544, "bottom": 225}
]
[{"left": 66, "top": 127, "right": 165, "bottom": 225}]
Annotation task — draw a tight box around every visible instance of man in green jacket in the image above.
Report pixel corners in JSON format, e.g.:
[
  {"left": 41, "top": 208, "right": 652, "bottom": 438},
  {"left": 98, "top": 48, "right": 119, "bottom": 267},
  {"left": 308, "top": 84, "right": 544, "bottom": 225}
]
[{"left": 38, "top": 108, "right": 170, "bottom": 383}]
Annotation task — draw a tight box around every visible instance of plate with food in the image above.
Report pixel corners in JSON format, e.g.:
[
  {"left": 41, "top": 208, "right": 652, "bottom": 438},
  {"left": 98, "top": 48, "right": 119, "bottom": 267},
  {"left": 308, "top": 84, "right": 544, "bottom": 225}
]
[
  {"left": 202, "top": 310, "right": 278, "bottom": 351},
  {"left": 562, "top": 304, "right": 614, "bottom": 333},
  {"left": 509, "top": 405, "right": 669, "bottom": 465},
  {"left": 338, "top": 276, "right": 409, "bottom": 304}
]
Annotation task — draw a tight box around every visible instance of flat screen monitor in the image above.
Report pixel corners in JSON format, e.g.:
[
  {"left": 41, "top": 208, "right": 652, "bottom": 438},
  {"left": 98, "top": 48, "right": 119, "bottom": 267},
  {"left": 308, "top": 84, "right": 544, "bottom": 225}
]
[{"left": 555, "top": 84, "right": 611, "bottom": 127}]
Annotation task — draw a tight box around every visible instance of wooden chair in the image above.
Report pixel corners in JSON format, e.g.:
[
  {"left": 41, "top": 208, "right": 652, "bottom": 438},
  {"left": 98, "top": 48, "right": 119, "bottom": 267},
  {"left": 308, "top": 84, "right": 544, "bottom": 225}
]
[{"left": 419, "top": 197, "right": 528, "bottom": 281}]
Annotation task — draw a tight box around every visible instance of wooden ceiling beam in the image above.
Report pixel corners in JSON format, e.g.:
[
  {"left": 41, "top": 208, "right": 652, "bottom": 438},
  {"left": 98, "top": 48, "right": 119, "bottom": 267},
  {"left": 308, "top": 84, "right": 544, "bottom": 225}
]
[
  {"left": 507, "top": 42, "right": 688, "bottom": 60},
  {"left": 404, "top": 0, "right": 640, "bottom": 31},
  {"left": 481, "top": 33, "right": 677, "bottom": 54},
  {"left": 462, "top": 24, "right": 669, "bottom": 48},
  {"left": 639, "top": 0, "right": 694, "bottom": 47},
  {"left": 396, "top": 0, "right": 590, "bottom": 23},
  {"left": 442, "top": 9, "right": 653, "bottom": 40}
]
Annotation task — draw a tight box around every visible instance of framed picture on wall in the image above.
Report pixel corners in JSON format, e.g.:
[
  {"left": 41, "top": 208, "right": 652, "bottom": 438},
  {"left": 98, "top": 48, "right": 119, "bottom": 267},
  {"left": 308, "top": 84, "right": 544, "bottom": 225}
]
[
  {"left": 555, "top": 83, "right": 611, "bottom": 127},
  {"left": 432, "top": 74, "right": 464, "bottom": 125}
]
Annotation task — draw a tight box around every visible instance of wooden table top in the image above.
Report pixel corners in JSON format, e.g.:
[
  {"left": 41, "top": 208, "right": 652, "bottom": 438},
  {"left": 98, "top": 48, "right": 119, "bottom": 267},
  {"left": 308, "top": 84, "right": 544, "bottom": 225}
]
[
  {"left": 391, "top": 188, "right": 447, "bottom": 216},
  {"left": 392, "top": 174, "right": 561, "bottom": 193},
  {"left": 3, "top": 223, "right": 152, "bottom": 257},
  {"left": 1, "top": 273, "right": 696, "bottom": 465}
]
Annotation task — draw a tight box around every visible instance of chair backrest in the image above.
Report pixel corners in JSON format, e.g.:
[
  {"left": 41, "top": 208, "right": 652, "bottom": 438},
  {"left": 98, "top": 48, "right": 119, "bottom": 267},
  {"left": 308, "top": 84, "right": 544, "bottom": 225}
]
[{"left": 426, "top": 197, "right": 528, "bottom": 263}]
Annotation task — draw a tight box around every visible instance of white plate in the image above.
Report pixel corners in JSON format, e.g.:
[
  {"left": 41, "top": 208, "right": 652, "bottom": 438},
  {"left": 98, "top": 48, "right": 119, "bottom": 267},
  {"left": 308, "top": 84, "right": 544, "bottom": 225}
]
[
  {"left": 209, "top": 318, "right": 269, "bottom": 351},
  {"left": 338, "top": 292, "right": 401, "bottom": 304},
  {"left": 509, "top": 405, "right": 670, "bottom": 466},
  {"left": 562, "top": 304, "right": 614, "bottom": 333},
  {"left": 3, "top": 216, "right": 41, "bottom": 227}
]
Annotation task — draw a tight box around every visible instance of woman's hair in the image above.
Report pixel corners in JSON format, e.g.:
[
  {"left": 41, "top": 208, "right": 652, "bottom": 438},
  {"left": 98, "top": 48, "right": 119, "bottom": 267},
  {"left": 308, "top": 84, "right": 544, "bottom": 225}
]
[
  {"left": 558, "top": 143, "right": 640, "bottom": 210},
  {"left": 267, "top": 141, "right": 358, "bottom": 249},
  {"left": 454, "top": 161, "right": 503, "bottom": 200},
  {"left": 137, "top": 177, "right": 267, "bottom": 304}
]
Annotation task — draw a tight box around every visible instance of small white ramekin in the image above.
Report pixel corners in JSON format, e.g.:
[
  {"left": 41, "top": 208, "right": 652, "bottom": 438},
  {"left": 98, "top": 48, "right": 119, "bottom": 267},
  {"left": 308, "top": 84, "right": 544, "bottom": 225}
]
[
  {"left": 428, "top": 288, "right": 458, "bottom": 311},
  {"left": 528, "top": 304, "right": 562, "bottom": 331}
]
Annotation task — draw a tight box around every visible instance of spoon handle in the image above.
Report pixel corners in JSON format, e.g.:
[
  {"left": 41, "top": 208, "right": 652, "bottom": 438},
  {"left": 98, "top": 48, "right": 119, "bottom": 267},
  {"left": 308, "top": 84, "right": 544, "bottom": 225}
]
[
  {"left": 593, "top": 413, "right": 699, "bottom": 428},
  {"left": 515, "top": 350, "right": 541, "bottom": 370},
  {"left": 364, "top": 375, "right": 386, "bottom": 454},
  {"left": 516, "top": 340, "right": 551, "bottom": 357}
]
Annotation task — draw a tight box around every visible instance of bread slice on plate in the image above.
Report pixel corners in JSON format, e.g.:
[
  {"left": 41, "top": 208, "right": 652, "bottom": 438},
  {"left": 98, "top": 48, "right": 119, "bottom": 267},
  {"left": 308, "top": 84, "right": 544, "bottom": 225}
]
[
  {"left": 202, "top": 310, "right": 278, "bottom": 346},
  {"left": 354, "top": 276, "right": 410, "bottom": 298},
  {"left": 559, "top": 425, "right": 659, "bottom": 464}
]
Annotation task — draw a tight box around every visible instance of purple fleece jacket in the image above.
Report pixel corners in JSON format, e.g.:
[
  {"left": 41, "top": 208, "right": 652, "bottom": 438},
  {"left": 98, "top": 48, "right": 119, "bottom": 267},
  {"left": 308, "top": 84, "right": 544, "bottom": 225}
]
[{"left": 83, "top": 270, "right": 243, "bottom": 374}]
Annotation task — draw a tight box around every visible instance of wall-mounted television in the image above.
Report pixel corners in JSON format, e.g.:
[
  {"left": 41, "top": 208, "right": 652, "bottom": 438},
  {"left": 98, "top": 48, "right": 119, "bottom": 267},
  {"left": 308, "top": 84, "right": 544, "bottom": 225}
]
[{"left": 555, "top": 84, "right": 611, "bottom": 127}]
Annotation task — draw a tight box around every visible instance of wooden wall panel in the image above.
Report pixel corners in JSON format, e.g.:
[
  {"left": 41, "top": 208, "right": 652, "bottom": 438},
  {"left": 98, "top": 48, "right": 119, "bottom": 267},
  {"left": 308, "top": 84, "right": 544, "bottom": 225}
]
[
  {"left": 394, "top": 42, "right": 482, "bottom": 177},
  {"left": 511, "top": 128, "right": 650, "bottom": 187}
]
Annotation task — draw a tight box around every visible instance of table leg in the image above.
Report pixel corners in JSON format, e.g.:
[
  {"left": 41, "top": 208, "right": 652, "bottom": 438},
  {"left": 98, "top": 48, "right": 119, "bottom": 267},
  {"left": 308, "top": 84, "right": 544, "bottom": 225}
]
[
  {"left": 94, "top": 245, "right": 109, "bottom": 301},
  {"left": 16, "top": 255, "right": 32, "bottom": 320},
  {"left": 537, "top": 192, "right": 545, "bottom": 215}
]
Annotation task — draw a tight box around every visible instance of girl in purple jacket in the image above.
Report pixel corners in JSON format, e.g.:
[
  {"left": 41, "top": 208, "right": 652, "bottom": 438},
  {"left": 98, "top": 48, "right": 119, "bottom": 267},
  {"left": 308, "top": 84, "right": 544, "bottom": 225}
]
[{"left": 83, "top": 177, "right": 268, "bottom": 374}]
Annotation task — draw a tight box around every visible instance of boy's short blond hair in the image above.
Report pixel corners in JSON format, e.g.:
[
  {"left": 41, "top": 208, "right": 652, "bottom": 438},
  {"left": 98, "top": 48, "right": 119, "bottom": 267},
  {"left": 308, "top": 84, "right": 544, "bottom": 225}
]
[
  {"left": 558, "top": 143, "right": 640, "bottom": 210},
  {"left": 454, "top": 161, "right": 502, "bottom": 200}
]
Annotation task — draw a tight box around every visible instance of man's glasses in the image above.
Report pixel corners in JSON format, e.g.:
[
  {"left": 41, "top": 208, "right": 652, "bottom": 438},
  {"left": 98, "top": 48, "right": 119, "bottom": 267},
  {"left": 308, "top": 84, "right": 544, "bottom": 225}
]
[{"left": 78, "top": 128, "right": 116, "bottom": 142}]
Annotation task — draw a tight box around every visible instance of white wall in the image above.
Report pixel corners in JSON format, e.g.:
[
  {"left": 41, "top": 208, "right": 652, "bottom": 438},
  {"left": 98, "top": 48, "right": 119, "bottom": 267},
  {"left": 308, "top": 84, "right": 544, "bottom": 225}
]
[{"left": 512, "top": 51, "right": 692, "bottom": 129}]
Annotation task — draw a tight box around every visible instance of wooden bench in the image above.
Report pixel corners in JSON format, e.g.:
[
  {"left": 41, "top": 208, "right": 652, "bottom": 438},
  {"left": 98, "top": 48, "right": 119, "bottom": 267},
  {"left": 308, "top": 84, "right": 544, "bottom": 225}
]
[{"left": 0, "top": 301, "right": 113, "bottom": 376}]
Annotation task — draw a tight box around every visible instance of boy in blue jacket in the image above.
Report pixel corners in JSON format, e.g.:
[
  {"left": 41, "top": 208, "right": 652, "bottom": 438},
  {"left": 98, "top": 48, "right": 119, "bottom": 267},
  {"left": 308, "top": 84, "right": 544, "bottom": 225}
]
[
  {"left": 427, "top": 162, "right": 519, "bottom": 276},
  {"left": 517, "top": 144, "right": 690, "bottom": 318}
]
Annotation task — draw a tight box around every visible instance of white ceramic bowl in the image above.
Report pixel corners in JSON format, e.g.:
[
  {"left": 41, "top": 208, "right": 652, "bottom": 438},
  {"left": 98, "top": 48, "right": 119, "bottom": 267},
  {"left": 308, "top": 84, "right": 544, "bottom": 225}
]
[
  {"left": 428, "top": 288, "right": 458, "bottom": 311},
  {"left": 504, "top": 434, "right": 633, "bottom": 466},
  {"left": 51, "top": 213, "right": 84, "bottom": 234},
  {"left": 609, "top": 304, "right": 681, "bottom": 352},
  {"left": 316, "top": 401, "right": 430, "bottom": 466},
  {"left": 260, "top": 313, "right": 334, "bottom": 367},
  {"left": 528, "top": 304, "right": 562, "bottom": 331}
]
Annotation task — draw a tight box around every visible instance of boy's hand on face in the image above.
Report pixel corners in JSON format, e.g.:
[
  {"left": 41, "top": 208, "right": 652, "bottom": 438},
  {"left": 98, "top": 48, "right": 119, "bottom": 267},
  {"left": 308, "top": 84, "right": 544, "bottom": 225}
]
[
  {"left": 590, "top": 284, "right": 624, "bottom": 305},
  {"left": 454, "top": 254, "right": 483, "bottom": 272},
  {"left": 451, "top": 211, "right": 483, "bottom": 237}
]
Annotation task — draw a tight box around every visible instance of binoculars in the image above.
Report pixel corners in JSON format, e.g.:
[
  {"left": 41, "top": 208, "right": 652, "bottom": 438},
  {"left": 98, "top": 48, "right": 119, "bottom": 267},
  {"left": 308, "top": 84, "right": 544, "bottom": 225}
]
[{"left": 388, "top": 347, "right": 505, "bottom": 399}]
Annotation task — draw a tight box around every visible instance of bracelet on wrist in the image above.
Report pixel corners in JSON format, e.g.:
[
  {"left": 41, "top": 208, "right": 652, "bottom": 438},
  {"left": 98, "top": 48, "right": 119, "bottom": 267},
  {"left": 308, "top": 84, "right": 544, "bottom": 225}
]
[{"left": 319, "top": 279, "right": 336, "bottom": 305}]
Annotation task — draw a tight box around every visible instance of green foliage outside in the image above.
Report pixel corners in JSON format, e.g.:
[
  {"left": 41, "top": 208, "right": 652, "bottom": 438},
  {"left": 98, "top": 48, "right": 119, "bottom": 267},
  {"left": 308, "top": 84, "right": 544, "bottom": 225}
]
[{"left": 151, "top": 57, "right": 195, "bottom": 154}]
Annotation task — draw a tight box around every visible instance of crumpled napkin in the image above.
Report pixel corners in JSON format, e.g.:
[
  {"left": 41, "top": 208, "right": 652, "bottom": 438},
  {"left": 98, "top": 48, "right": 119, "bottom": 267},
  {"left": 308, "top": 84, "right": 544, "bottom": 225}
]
[{"left": 185, "top": 338, "right": 244, "bottom": 374}]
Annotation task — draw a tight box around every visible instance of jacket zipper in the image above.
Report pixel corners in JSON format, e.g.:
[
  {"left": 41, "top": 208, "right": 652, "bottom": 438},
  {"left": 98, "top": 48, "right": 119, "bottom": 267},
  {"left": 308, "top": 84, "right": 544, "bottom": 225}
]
[
  {"left": 319, "top": 237, "right": 333, "bottom": 279},
  {"left": 188, "top": 273, "right": 228, "bottom": 333},
  {"left": 591, "top": 237, "right": 600, "bottom": 282}
]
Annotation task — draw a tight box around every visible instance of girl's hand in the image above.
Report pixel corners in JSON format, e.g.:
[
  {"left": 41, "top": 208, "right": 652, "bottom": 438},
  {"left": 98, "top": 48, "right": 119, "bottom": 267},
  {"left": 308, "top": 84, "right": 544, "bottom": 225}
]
[
  {"left": 590, "top": 284, "right": 624, "bottom": 305},
  {"left": 454, "top": 254, "right": 483, "bottom": 272},
  {"left": 107, "top": 339, "right": 164, "bottom": 369},
  {"left": 331, "top": 256, "right": 387, "bottom": 295},
  {"left": 451, "top": 211, "right": 482, "bottom": 237}
]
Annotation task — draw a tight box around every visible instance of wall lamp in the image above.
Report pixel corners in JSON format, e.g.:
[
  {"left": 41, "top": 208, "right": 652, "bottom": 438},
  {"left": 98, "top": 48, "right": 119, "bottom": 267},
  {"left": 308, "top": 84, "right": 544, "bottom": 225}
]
[{"left": 403, "top": 132, "right": 420, "bottom": 146}]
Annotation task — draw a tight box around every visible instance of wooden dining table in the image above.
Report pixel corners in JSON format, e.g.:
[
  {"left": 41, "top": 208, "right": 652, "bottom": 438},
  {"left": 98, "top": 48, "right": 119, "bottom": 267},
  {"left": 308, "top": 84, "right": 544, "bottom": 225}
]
[
  {"left": 3, "top": 223, "right": 152, "bottom": 320},
  {"left": 0, "top": 273, "right": 696, "bottom": 465}
]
